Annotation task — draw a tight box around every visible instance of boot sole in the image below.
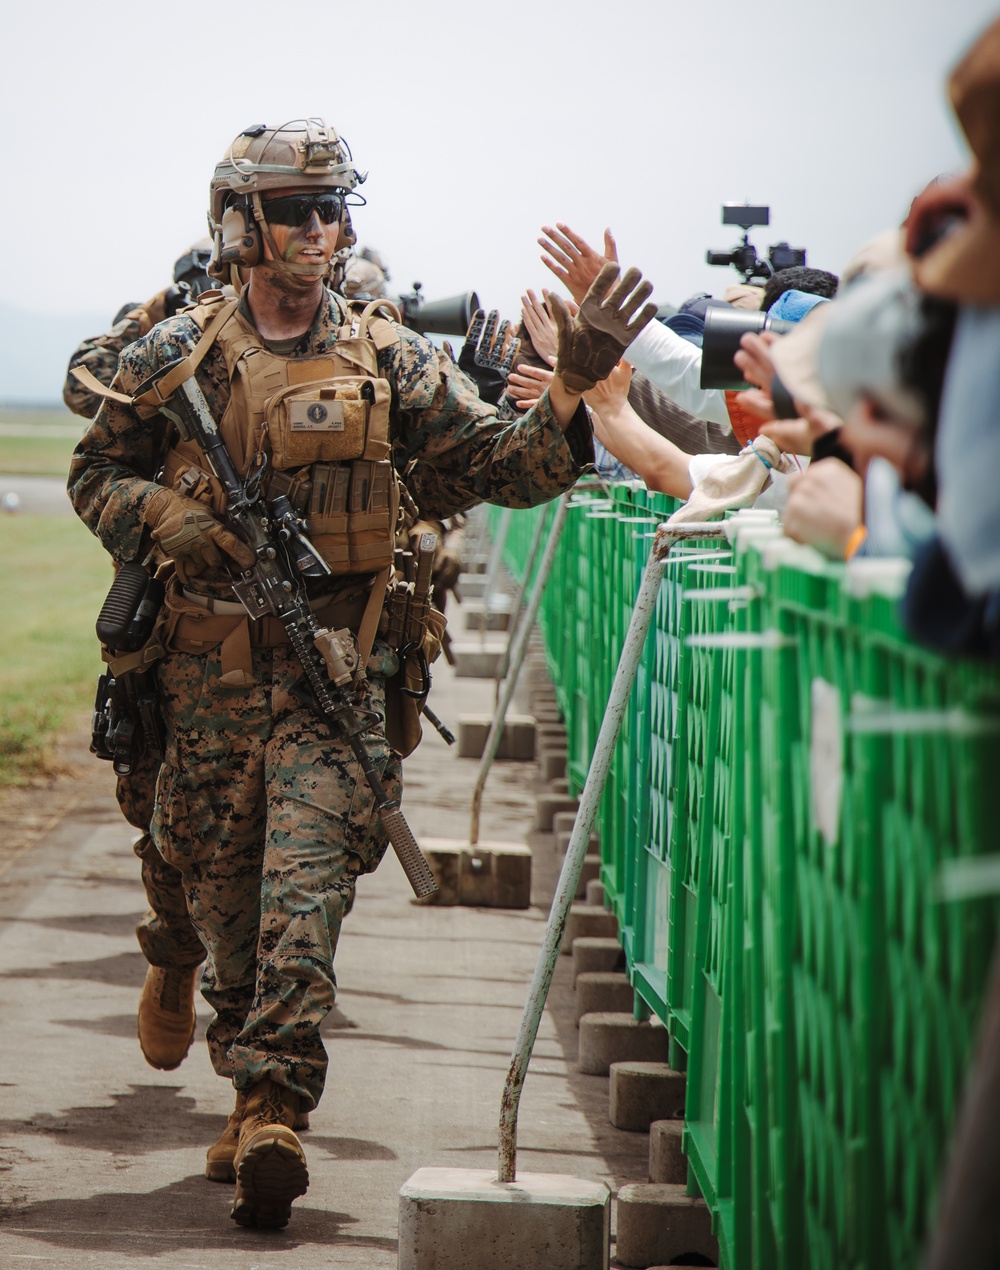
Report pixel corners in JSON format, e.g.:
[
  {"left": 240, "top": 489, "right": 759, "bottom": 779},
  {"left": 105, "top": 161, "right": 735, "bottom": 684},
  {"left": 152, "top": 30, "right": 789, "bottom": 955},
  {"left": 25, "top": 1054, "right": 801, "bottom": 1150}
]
[
  {"left": 232, "top": 1132, "right": 309, "bottom": 1229},
  {"left": 205, "top": 1113, "right": 307, "bottom": 1184}
]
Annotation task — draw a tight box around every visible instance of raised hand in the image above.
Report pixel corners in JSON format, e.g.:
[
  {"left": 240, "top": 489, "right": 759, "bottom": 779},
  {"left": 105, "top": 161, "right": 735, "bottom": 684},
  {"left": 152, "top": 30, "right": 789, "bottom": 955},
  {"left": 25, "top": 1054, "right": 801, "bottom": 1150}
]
[
  {"left": 539, "top": 224, "right": 618, "bottom": 304},
  {"left": 549, "top": 263, "right": 656, "bottom": 394},
  {"left": 458, "top": 309, "right": 521, "bottom": 405}
]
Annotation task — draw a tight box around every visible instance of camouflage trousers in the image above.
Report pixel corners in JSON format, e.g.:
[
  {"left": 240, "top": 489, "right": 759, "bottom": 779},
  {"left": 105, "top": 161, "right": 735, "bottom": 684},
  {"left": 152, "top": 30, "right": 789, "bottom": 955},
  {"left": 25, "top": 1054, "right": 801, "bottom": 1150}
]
[
  {"left": 116, "top": 747, "right": 205, "bottom": 971},
  {"left": 150, "top": 640, "right": 400, "bottom": 1110}
]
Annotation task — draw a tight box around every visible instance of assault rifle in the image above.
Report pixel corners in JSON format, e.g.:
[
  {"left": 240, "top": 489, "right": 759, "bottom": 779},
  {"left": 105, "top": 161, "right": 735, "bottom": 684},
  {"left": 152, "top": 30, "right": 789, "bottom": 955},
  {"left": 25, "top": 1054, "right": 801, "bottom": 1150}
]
[{"left": 134, "top": 360, "right": 438, "bottom": 899}]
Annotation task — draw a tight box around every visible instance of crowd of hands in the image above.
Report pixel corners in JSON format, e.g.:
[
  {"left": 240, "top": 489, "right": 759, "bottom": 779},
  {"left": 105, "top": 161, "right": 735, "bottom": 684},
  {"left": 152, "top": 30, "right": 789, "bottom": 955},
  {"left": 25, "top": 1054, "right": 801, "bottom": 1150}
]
[{"left": 456, "top": 217, "right": 936, "bottom": 562}]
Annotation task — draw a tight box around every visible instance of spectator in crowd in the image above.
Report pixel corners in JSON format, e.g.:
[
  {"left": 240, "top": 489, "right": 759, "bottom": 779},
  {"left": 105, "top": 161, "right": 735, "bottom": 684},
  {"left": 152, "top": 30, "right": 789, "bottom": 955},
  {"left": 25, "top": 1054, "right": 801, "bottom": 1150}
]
[{"left": 539, "top": 222, "right": 838, "bottom": 446}]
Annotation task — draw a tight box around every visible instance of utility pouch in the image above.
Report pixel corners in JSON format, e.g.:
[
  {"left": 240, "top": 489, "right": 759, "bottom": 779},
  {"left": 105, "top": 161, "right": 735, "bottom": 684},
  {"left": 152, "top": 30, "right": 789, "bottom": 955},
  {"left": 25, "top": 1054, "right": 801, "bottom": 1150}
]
[
  {"left": 305, "top": 458, "right": 398, "bottom": 573},
  {"left": 95, "top": 562, "right": 165, "bottom": 653},
  {"left": 265, "top": 375, "right": 391, "bottom": 469}
]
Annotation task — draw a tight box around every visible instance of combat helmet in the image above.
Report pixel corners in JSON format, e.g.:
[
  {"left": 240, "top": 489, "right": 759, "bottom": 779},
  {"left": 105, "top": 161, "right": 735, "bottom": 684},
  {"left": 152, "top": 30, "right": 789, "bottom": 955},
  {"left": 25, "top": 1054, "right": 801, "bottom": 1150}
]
[{"left": 207, "top": 118, "right": 366, "bottom": 281}]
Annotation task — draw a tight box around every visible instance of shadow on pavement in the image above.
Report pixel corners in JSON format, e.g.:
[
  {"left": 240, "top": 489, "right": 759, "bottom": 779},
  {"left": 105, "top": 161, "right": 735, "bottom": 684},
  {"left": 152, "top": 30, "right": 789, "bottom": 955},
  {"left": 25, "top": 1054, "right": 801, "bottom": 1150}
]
[
  {"left": 0, "top": 1085, "right": 395, "bottom": 1164},
  {"left": 0, "top": 1174, "right": 398, "bottom": 1255},
  {"left": 0, "top": 949, "right": 146, "bottom": 987}
]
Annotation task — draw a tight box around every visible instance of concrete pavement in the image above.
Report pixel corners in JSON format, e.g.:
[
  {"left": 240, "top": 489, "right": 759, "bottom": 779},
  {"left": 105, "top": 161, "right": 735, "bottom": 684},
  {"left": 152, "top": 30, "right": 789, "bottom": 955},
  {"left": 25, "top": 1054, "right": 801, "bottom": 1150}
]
[{"left": 0, "top": 645, "right": 648, "bottom": 1267}]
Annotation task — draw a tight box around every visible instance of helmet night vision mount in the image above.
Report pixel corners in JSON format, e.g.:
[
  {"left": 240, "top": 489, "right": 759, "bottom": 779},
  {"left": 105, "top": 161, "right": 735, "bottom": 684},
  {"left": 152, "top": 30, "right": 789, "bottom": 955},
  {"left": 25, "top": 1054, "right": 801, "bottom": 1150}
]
[{"left": 208, "top": 118, "right": 367, "bottom": 281}]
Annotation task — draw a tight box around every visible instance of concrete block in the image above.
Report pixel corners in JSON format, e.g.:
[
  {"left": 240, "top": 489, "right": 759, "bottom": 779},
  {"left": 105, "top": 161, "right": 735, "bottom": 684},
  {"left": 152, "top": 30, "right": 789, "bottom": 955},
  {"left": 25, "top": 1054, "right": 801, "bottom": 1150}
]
[
  {"left": 548, "top": 778, "right": 570, "bottom": 795},
  {"left": 399, "top": 1167, "right": 610, "bottom": 1270},
  {"left": 535, "top": 793, "right": 579, "bottom": 831},
  {"left": 649, "top": 1120, "right": 687, "bottom": 1184},
  {"left": 610, "top": 1063, "right": 686, "bottom": 1131},
  {"left": 456, "top": 713, "right": 536, "bottom": 760},
  {"left": 575, "top": 972, "right": 633, "bottom": 1024},
  {"left": 555, "top": 831, "right": 600, "bottom": 857},
  {"left": 533, "top": 707, "right": 564, "bottom": 725},
  {"left": 553, "top": 810, "right": 578, "bottom": 837},
  {"left": 422, "top": 838, "right": 531, "bottom": 909},
  {"left": 562, "top": 903, "right": 618, "bottom": 953},
  {"left": 585, "top": 879, "right": 606, "bottom": 907},
  {"left": 462, "top": 596, "right": 514, "bottom": 631},
  {"left": 614, "top": 1183, "right": 718, "bottom": 1269},
  {"left": 452, "top": 639, "right": 506, "bottom": 679},
  {"left": 574, "top": 855, "right": 602, "bottom": 900},
  {"left": 572, "top": 937, "right": 626, "bottom": 981},
  {"left": 538, "top": 748, "right": 566, "bottom": 782},
  {"left": 577, "top": 1014, "right": 669, "bottom": 1076}
]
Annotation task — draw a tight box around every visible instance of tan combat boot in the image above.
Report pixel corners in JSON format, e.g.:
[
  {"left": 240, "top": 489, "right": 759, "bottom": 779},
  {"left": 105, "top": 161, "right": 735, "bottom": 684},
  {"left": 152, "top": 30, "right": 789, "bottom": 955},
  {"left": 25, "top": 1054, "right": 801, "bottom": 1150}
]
[
  {"left": 205, "top": 1090, "right": 311, "bottom": 1183},
  {"left": 137, "top": 964, "right": 199, "bottom": 1070},
  {"left": 231, "top": 1079, "right": 309, "bottom": 1228}
]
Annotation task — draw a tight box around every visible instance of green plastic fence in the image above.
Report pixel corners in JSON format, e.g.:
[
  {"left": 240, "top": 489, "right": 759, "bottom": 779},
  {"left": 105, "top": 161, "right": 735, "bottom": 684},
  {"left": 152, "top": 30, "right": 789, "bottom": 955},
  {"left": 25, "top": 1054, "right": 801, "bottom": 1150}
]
[{"left": 488, "top": 495, "right": 1000, "bottom": 1269}]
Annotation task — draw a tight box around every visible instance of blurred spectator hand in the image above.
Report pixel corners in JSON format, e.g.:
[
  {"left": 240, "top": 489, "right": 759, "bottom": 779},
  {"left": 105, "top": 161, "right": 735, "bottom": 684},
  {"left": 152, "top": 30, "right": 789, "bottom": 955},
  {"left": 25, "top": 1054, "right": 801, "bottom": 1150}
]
[
  {"left": 508, "top": 363, "right": 554, "bottom": 410},
  {"left": 458, "top": 309, "right": 520, "bottom": 405},
  {"left": 539, "top": 223, "right": 618, "bottom": 305},
  {"left": 782, "top": 458, "right": 864, "bottom": 559},
  {"left": 734, "top": 330, "right": 780, "bottom": 391},
  {"left": 760, "top": 403, "right": 842, "bottom": 455}
]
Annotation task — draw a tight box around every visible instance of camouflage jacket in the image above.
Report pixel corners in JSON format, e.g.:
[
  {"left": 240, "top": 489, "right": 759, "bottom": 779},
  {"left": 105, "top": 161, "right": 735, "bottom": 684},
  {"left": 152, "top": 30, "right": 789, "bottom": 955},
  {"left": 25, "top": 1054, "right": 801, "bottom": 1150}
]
[
  {"left": 67, "top": 288, "right": 593, "bottom": 572},
  {"left": 63, "top": 289, "right": 171, "bottom": 419}
]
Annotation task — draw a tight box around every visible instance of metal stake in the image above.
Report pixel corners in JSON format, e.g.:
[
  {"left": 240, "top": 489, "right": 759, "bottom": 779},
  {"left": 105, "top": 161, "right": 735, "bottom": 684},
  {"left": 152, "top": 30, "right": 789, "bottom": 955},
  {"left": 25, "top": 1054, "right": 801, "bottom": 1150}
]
[{"left": 496, "top": 522, "right": 726, "bottom": 1182}]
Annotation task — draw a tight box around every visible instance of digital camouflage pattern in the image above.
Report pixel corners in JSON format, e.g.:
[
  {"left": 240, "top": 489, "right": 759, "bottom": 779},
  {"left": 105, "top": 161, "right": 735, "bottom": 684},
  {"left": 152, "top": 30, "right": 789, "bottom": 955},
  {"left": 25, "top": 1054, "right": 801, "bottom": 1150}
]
[
  {"left": 67, "top": 289, "right": 592, "bottom": 579},
  {"left": 150, "top": 641, "right": 400, "bottom": 1107},
  {"left": 65, "top": 288, "right": 205, "bottom": 975},
  {"left": 63, "top": 289, "right": 170, "bottom": 419},
  {"left": 67, "top": 287, "right": 591, "bottom": 1108},
  {"left": 120, "top": 747, "right": 206, "bottom": 971}
]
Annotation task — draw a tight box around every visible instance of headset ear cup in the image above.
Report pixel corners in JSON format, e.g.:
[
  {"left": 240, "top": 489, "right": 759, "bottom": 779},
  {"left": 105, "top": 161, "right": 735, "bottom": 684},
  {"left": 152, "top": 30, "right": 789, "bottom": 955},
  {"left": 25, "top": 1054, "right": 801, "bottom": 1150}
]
[
  {"left": 219, "top": 205, "right": 262, "bottom": 268},
  {"left": 338, "top": 210, "right": 356, "bottom": 250}
]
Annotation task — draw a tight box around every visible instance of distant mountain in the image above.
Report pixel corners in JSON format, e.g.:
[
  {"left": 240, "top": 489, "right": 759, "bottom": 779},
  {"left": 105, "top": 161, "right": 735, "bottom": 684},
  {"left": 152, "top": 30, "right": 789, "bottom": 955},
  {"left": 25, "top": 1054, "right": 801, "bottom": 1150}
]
[{"left": 0, "top": 301, "right": 112, "bottom": 405}]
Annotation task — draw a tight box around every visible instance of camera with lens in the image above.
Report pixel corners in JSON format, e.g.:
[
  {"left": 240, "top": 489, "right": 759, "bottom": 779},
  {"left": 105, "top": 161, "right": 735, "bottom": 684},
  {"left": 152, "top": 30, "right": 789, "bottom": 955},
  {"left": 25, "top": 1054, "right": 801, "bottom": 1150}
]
[
  {"left": 706, "top": 204, "right": 807, "bottom": 285},
  {"left": 700, "top": 307, "right": 794, "bottom": 390},
  {"left": 398, "top": 281, "right": 481, "bottom": 337}
]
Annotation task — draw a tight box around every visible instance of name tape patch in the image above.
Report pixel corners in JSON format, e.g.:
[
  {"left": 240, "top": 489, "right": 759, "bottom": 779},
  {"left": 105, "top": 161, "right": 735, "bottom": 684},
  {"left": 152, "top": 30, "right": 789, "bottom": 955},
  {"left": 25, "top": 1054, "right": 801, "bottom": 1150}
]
[{"left": 289, "top": 400, "right": 346, "bottom": 432}]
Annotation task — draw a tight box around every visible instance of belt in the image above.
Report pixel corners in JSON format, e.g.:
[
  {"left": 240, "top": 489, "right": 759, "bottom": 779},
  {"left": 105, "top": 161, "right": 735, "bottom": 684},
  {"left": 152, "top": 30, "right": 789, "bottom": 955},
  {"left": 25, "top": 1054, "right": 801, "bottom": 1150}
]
[{"left": 182, "top": 588, "right": 247, "bottom": 616}]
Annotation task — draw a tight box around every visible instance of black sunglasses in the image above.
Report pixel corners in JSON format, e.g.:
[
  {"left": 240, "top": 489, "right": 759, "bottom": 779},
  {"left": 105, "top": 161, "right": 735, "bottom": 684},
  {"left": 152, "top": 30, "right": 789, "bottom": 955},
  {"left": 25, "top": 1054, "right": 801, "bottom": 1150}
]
[{"left": 262, "top": 192, "right": 345, "bottom": 228}]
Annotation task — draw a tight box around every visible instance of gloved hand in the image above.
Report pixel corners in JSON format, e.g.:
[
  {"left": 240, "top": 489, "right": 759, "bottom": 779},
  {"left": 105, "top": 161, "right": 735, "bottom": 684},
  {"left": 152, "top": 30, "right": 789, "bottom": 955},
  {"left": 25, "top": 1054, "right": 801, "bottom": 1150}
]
[
  {"left": 458, "top": 309, "right": 520, "bottom": 405},
  {"left": 549, "top": 263, "right": 656, "bottom": 394},
  {"left": 144, "top": 487, "right": 255, "bottom": 578}
]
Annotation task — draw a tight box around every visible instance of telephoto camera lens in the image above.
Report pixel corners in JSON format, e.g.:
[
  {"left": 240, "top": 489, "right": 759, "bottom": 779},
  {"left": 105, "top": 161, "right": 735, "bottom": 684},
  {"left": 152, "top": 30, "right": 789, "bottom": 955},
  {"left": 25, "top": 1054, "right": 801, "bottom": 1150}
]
[{"left": 699, "top": 309, "right": 793, "bottom": 391}]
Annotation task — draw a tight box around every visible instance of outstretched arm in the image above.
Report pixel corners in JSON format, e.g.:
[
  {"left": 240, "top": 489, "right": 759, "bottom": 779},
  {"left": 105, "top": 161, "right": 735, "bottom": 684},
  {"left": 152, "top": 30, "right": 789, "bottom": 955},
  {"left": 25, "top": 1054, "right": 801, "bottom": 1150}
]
[{"left": 585, "top": 362, "right": 694, "bottom": 498}]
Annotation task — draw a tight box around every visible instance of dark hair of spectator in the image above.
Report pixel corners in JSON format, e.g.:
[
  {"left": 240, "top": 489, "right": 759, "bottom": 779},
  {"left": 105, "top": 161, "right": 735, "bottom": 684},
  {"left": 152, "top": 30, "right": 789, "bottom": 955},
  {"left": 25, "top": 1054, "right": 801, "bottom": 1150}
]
[{"left": 762, "top": 267, "right": 839, "bottom": 312}]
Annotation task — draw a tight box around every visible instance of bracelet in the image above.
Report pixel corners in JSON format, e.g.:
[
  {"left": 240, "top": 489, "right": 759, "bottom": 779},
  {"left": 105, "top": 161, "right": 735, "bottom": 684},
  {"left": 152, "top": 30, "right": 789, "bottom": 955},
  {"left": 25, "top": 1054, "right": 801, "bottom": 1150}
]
[{"left": 844, "top": 525, "right": 868, "bottom": 560}]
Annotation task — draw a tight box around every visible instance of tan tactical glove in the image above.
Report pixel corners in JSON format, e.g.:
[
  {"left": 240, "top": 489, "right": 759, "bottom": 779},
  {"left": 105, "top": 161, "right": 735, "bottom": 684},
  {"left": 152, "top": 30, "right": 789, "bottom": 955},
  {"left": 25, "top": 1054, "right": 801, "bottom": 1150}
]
[
  {"left": 144, "top": 487, "right": 255, "bottom": 579},
  {"left": 549, "top": 263, "right": 657, "bottom": 394}
]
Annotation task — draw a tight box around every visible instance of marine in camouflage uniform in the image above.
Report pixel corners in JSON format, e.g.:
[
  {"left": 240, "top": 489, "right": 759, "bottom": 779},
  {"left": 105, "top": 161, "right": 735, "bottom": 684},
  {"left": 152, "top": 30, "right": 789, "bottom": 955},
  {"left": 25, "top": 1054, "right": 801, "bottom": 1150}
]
[
  {"left": 64, "top": 262, "right": 216, "bottom": 1075},
  {"left": 67, "top": 118, "right": 654, "bottom": 1229}
]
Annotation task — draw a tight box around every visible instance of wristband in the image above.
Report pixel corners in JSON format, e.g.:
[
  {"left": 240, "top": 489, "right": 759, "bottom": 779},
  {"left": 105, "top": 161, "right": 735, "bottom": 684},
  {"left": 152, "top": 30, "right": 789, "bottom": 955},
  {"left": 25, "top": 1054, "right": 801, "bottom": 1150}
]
[{"left": 844, "top": 525, "right": 868, "bottom": 560}]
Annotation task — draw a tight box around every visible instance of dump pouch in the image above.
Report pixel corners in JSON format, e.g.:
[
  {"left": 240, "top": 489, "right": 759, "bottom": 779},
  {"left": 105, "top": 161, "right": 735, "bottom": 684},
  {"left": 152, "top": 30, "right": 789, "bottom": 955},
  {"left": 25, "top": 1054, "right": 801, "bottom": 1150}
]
[{"left": 264, "top": 375, "right": 392, "bottom": 469}]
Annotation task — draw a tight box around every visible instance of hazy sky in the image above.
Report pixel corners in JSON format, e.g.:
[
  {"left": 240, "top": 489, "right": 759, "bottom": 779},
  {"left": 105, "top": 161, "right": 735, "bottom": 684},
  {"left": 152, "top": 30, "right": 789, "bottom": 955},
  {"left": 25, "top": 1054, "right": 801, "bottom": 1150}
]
[{"left": 2, "top": 0, "right": 994, "bottom": 324}]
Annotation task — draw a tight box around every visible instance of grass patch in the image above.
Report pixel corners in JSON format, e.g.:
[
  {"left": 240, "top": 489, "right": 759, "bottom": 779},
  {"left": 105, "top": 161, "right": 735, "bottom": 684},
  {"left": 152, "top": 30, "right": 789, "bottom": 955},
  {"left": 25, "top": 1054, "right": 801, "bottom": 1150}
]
[
  {"left": 0, "top": 514, "right": 110, "bottom": 786},
  {"left": 0, "top": 405, "right": 85, "bottom": 478}
]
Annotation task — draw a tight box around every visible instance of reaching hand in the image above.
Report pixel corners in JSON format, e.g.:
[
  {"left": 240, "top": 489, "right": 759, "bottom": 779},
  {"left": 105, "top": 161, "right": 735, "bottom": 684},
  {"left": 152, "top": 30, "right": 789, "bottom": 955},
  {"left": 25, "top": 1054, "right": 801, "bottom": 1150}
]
[
  {"left": 507, "top": 363, "right": 555, "bottom": 410},
  {"left": 539, "top": 223, "right": 618, "bottom": 305},
  {"left": 733, "top": 330, "right": 780, "bottom": 392},
  {"left": 549, "top": 263, "right": 656, "bottom": 394},
  {"left": 583, "top": 359, "right": 632, "bottom": 416},
  {"left": 782, "top": 459, "right": 864, "bottom": 559},
  {"left": 519, "top": 288, "right": 566, "bottom": 367},
  {"left": 458, "top": 309, "right": 520, "bottom": 405}
]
